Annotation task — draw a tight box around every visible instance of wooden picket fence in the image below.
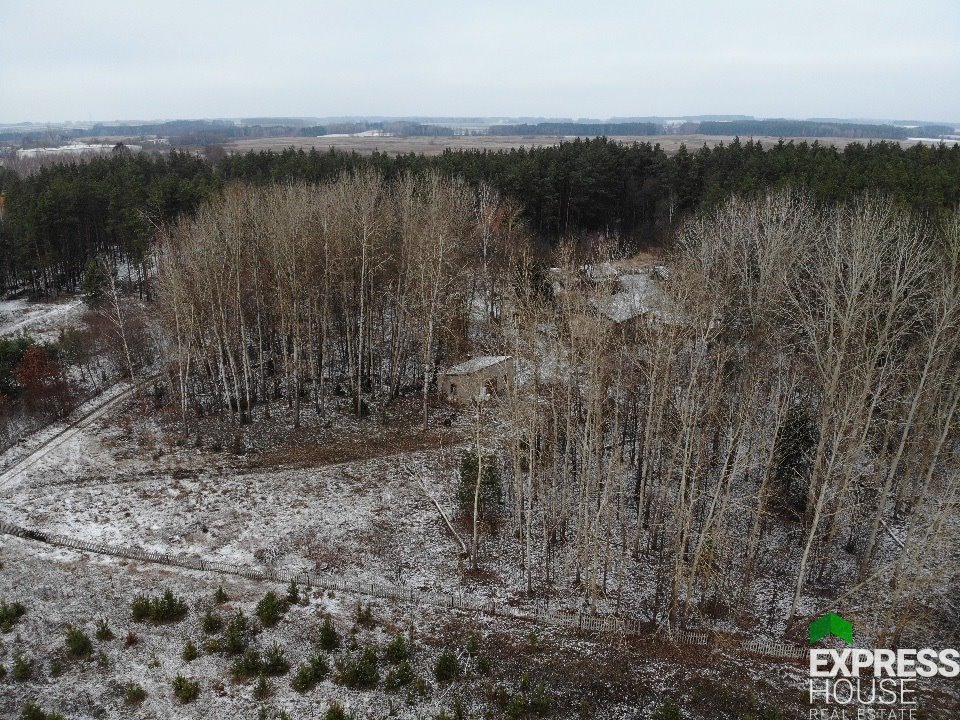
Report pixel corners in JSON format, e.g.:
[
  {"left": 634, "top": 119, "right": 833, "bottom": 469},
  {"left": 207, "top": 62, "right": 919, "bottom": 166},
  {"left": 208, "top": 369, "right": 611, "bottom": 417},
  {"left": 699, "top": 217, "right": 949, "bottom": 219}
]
[
  {"left": 0, "top": 519, "right": 805, "bottom": 661},
  {"left": 743, "top": 637, "right": 806, "bottom": 660}
]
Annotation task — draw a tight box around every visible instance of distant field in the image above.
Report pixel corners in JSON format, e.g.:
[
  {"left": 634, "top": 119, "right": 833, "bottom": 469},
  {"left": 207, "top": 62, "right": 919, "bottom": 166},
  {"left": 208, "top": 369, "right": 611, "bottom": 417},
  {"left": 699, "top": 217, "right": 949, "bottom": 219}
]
[{"left": 223, "top": 133, "right": 930, "bottom": 156}]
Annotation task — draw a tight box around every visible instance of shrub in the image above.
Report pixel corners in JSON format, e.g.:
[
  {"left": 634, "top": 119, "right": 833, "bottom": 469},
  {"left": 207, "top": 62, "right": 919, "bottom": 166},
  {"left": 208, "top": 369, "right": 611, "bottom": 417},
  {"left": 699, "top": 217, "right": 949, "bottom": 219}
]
[
  {"left": 94, "top": 618, "right": 114, "bottom": 641},
  {"left": 505, "top": 694, "right": 528, "bottom": 720},
  {"left": 230, "top": 644, "right": 290, "bottom": 682},
  {"left": 154, "top": 589, "right": 188, "bottom": 622},
  {"left": 354, "top": 602, "right": 373, "bottom": 628},
  {"left": 434, "top": 649, "right": 461, "bottom": 683},
  {"left": 19, "top": 703, "right": 44, "bottom": 720},
  {"left": 287, "top": 579, "right": 300, "bottom": 604},
  {"left": 15, "top": 346, "right": 73, "bottom": 416},
  {"left": 49, "top": 657, "right": 64, "bottom": 677},
  {"left": 325, "top": 702, "right": 354, "bottom": 720},
  {"left": 214, "top": 586, "right": 229, "bottom": 604},
  {"left": 203, "top": 637, "right": 223, "bottom": 654},
  {"left": 172, "top": 674, "right": 200, "bottom": 703},
  {"left": 182, "top": 639, "right": 199, "bottom": 662},
  {"left": 131, "top": 590, "right": 188, "bottom": 624},
  {"left": 309, "top": 652, "right": 330, "bottom": 679},
  {"left": 19, "top": 703, "right": 65, "bottom": 720},
  {"left": 384, "top": 658, "right": 416, "bottom": 690},
  {"left": 0, "top": 599, "right": 26, "bottom": 632},
  {"left": 255, "top": 591, "right": 289, "bottom": 628},
  {"left": 465, "top": 633, "right": 480, "bottom": 657},
  {"left": 96, "top": 651, "right": 110, "bottom": 669},
  {"left": 124, "top": 630, "right": 139, "bottom": 647},
  {"left": 65, "top": 625, "right": 93, "bottom": 658},
  {"left": 318, "top": 616, "right": 341, "bottom": 651},
  {"left": 291, "top": 663, "right": 315, "bottom": 693},
  {"left": 131, "top": 596, "right": 150, "bottom": 621},
  {"left": 124, "top": 681, "right": 147, "bottom": 706},
  {"left": 253, "top": 672, "right": 272, "bottom": 700},
  {"left": 12, "top": 654, "right": 32, "bottom": 680},
  {"left": 203, "top": 609, "right": 223, "bottom": 634},
  {"left": 505, "top": 684, "right": 553, "bottom": 720},
  {"left": 231, "top": 648, "right": 263, "bottom": 681},
  {"left": 651, "top": 700, "right": 682, "bottom": 720},
  {"left": 412, "top": 676, "right": 430, "bottom": 697},
  {"left": 224, "top": 610, "right": 253, "bottom": 654},
  {"left": 262, "top": 642, "right": 290, "bottom": 676},
  {"left": 477, "top": 655, "right": 492, "bottom": 675},
  {"left": 528, "top": 684, "right": 552, "bottom": 716},
  {"left": 335, "top": 646, "right": 379, "bottom": 689},
  {"left": 384, "top": 633, "right": 409, "bottom": 663},
  {"left": 458, "top": 448, "right": 502, "bottom": 519},
  {"left": 292, "top": 652, "right": 329, "bottom": 693}
]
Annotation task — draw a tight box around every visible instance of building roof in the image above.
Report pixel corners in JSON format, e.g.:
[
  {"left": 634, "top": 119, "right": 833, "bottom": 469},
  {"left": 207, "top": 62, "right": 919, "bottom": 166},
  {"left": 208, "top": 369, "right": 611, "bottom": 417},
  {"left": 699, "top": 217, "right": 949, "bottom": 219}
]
[{"left": 443, "top": 355, "right": 511, "bottom": 376}]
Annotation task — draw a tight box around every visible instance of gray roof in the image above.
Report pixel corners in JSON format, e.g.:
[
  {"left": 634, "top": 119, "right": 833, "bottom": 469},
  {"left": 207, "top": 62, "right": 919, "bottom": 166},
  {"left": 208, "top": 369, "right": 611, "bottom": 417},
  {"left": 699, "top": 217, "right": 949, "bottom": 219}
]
[{"left": 443, "top": 355, "right": 511, "bottom": 376}]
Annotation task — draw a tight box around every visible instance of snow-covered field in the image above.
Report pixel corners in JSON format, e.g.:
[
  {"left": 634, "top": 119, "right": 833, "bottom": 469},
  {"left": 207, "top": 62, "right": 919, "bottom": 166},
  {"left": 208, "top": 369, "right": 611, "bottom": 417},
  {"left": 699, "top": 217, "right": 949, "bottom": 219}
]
[
  {"left": 2, "top": 533, "right": 820, "bottom": 720},
  {"left": 1, "top": 393, "right": 956, "bottom": 718},
  {"left": 0, "top": 296, "right": 85, "bottom": 342}
]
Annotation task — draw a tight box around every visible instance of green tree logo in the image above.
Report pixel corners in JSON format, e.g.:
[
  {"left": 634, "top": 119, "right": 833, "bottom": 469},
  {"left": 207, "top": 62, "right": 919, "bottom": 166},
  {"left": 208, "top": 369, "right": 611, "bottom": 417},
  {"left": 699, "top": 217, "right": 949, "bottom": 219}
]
[{"left": 809, "top": 612, "right": 853, "bottom": 644}]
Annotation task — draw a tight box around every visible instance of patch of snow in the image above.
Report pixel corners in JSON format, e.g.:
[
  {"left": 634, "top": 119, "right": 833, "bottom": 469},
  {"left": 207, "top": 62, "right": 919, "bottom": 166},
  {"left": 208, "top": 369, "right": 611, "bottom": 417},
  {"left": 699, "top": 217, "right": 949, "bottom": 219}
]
[{"left": 0, "top": 296, "right": 85, "bottom": 341}]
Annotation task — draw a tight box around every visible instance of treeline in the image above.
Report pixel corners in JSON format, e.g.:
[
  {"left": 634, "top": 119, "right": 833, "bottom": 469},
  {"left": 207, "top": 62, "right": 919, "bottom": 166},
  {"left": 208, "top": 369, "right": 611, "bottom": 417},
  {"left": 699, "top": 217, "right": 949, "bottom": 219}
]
[
  {"left": 696, "top": 119, "right": 955, "bottom": 140},
  {"left": 5, "top": 118, "right": 954, "bottom": 148},
  {"left": 217, "top": 138, "right": 960, "bottom": 238},
  {"left": 0, "top": 152, "right": 219, "bottom": 293},
  {"left": 312, "top": 121, "right": 456, "bottom": 137},
  {"left": 2, "top": 120, "right": 283, "bottom": 147},
  {"left": 2, "top": 119, "right": 459, "bottom": 147},
  {"left": 487, "top": 122, "right": 659, "bottom": 136},
  {"left": 2, "top": 138, "right": 960, "bottom": 292},
  {"left": 487, "top": 119, "right": 956, "bottom": 140}
]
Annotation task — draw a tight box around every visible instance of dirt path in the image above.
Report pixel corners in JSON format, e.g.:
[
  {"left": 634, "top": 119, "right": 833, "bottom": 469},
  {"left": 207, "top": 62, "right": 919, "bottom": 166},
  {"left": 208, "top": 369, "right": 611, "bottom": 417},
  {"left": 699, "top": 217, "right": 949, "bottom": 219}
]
[{"left": 0, "top": 381, "right": 136, "bottom": 493}]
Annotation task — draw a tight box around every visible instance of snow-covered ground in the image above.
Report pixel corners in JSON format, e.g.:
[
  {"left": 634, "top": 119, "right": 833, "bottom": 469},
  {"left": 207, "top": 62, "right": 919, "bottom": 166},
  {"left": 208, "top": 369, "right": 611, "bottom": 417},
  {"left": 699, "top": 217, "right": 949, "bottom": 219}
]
[
  {"left": 2, "top": 531, "right": 827, "bottom": 720},
  {"left": 1, "top": 393, "right": 957, "bottom": 718},
  {"left": 0, "top": 398, "right": 516, "bottom": 607},
  {"left": 0, "top": 296, "right": 85, "bottom": 342}
]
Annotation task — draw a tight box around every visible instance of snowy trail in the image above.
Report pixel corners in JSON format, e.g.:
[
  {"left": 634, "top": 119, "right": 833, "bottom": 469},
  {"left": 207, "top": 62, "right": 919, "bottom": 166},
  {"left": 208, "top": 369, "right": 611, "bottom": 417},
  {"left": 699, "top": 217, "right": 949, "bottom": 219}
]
[{"left": 0, "top": 381, "right": 137, "bottom": 493}]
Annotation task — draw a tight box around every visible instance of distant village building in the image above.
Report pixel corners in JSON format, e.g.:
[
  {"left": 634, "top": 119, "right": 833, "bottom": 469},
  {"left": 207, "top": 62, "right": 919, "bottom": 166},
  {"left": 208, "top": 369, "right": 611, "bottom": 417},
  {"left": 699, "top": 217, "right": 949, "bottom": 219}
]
[{"left": 439, "top": 356, "right": 513, "bottom": 405}]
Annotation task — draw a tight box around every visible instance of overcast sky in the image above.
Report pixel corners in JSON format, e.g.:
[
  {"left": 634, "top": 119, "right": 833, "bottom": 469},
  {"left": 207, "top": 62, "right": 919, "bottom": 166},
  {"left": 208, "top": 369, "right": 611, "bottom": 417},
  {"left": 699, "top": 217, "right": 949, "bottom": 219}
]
[{"left": 1, "top": 0, "right": 957, "bottom": 124}]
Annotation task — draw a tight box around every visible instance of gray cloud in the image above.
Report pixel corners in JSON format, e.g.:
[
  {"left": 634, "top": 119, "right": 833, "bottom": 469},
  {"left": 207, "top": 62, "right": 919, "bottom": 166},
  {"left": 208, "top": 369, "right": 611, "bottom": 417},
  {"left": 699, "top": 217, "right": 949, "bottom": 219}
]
[{"left": 1, "top": 0, "right": 957, "bottom": 123}]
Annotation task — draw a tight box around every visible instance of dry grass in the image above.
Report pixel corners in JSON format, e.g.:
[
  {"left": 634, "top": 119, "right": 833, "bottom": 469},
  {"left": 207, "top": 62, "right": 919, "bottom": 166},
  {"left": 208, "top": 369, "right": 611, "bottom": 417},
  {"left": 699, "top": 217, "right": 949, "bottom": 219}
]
[{"left": 250, "top": 426, "right": 461, "bottom": 469}]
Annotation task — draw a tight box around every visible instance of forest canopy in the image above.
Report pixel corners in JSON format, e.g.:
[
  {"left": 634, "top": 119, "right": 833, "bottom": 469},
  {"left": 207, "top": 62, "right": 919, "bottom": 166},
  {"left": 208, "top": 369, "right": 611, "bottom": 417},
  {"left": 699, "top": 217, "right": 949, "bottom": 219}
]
[{"left": 1, "top": 137, "right": 959, "bottom": 293}]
